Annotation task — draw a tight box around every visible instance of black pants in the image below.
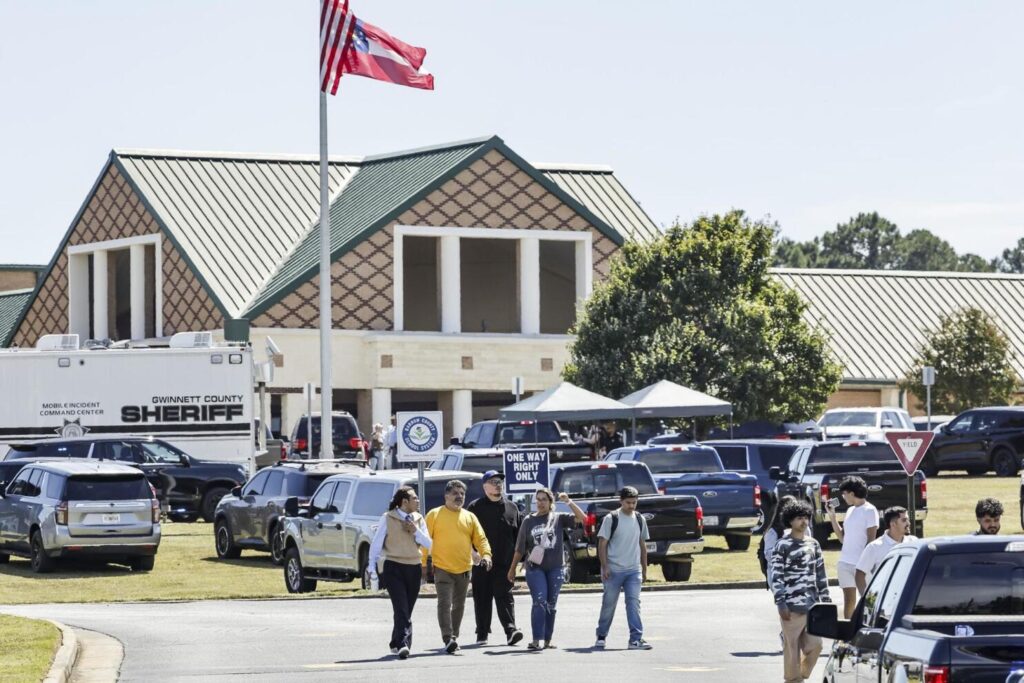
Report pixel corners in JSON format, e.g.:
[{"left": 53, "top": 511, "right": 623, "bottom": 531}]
[
  {"left": 472, "top": 564, "right": 516, "bottom": 639},
  {"left": 383, "top": 560, "right": 421, "bottom": 649}
]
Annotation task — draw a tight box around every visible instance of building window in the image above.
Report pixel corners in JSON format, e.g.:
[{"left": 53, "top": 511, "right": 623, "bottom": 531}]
[
  {"left": 402, "top": 236, "right": 440, "bottom": 332},
  {"left": 461, "top": 238, "right": 519, "bottom": 333}
]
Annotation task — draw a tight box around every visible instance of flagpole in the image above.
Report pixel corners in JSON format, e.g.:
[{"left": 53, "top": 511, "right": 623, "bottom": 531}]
[{"left": 318, "top": 91, "right": 333, "bottom": 460}]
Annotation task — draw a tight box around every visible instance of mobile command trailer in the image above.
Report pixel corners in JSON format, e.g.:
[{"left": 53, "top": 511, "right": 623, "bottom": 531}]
[{"left": 0, "top": 333, "right": 257, "bottom": 471}]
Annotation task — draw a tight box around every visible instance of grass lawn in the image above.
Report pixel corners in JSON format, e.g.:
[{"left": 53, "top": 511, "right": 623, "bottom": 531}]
[
  {"left": 0, "top": 615, "right": 59, "bottom": 683},
  {"left": 0, "top": 473, "right": 1019, "bottom": 604}
]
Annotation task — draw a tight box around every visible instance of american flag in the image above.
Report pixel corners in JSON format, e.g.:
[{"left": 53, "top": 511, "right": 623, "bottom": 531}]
[{"left": 320, "top": 0, "right": 355, "bottom": 95}]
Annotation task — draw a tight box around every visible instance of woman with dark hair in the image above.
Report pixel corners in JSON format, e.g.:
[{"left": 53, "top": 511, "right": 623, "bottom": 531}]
[
  {"left": 368, "top": 486, "right": 432, "bottom": 659},
  {"left": 763, "top": 494, "right": 797, "bottom": 587}
]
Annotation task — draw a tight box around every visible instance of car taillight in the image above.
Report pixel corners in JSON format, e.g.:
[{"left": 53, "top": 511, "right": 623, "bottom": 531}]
[
  {"left": 295, "top": 438, "right": 308, "bottom": 453},
  {"left": 923, "top": 665, "right": 949, "bottom": 683},
  {"left": 754, "top": 484, "right": 762, "bottom": 508},
  {"left": 152, "top": 498, "right": 160, "bottom": 523},
  {"left": 658, "top": 487, "right": 666, "bottom": 495},
  {"left": 349, "top": 437, "right": 363, "bottom": 452},
  {"left": 584, "top": 512, "right": 598, "bottom": 537},
  {"left": 920, "top": 478, "right": 927, "bottom": 502},
  {"left": 55, "top": 501, "right": 68, "bottom": 526},
  {"left": 695, "top": 504, "right": 704, "bottom": 532},
  {"left": 820, "top": 482, "right": 830, "bottom": 506},
  {"left": 280, "top": 443, "right": 287, "bottom": 460}
]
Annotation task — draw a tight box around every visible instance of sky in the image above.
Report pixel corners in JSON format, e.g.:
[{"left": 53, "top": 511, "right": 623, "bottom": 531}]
[{"left": 2, "top": 1, "right": 1023, "bottom": 265}]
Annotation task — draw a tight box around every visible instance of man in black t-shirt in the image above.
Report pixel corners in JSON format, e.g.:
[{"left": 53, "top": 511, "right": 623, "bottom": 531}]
[{"left": 598, "top": 421, "right": 624, "bottom": 456}]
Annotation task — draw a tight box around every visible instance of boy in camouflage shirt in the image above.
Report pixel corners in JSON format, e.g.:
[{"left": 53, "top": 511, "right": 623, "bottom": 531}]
[{"left": 769, "top": 500, "right": 830, "bottom": 683}]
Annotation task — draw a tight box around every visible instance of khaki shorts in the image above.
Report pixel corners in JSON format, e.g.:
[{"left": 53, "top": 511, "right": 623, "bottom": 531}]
[{"left": 837, "top": 561, "right": 857, "bottom": 588}]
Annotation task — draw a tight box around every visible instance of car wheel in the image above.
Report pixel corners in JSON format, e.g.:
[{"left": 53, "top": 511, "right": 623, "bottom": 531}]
[
  {"left": 129, "top": 556, "right": 155, "bottom": 572},
  {"left": 919, "top": 455, "right": 939, "bottom": 478},
  {"left": 914, "top": 521, "right": 925, "bottom": 538},
  {"left": 201, "top": 487, "right": 231, "bottom": 523},
  {"left": 285, "top": 547, "right": 316, "bottom": 593},
  {"left": 269, "top": 524, "right": 285, "bottom": 566},
  {"left": 0, "top": 551, "right": 9, "bottom": 564},
  {"left": 30, "top": 531, "right": 54, "bottom": 574},
  {"left": 965, "top": 466, "right": 988, "bottom": 476},
  {"left": 992, "top": 449, "right": 1019, "bottom": 477},
  {"left": 359, "top": 546, "right": 370, "bottom": 589},
  {"left": 725, "top": 534, "right": 751, "bottom": 551},
  {"left": 214, "top": 518, "right": 241, "bottom": 559},
  {"left": 662, "top": 561, "right": 691, "bottom": 582}
]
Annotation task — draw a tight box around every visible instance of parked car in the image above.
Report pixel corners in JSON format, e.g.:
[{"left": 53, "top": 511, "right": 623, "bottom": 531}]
[
  {"left": 769, "top": 440, "right": 928, "bottom": 545},
  {"left": 809, "top": 534, "right": 1024, "bottom": 682},
  {"left": 213, "top": 460, "right": 364, "bottom": 564},
  {"left": 0, "top": 460, "right": 161, "bottom": 572},
  {"left": 4, "top": 437, "right": 247, "bottom": 522},
  {"left": 539, "top": 461, "right": 705, "bottom": 582},
  {"left": 910, "top": 414, "right": 955, "bottom": 432},
  {"left": 446, "top": 419, "right": 595, "bottom": 464},
  {"left": 254, "top": 418, "right": 287, "bottom": 470},
  {"left": 1020, "top": 471, "right": 1023, "bottom": 531},
  {"left": 700, "top": 439, "right": 806, "bottom": 531},
  {"left": 817, "top": 407, "right": 915, "bottom": 441},
  {"left": 605, "top": 444, "right": 760, "bottom": 550},
  {"left": 286, "top": 412, "right": 367, "bottom": 461},
  {"left": 279, "top": 469, "right": 484, "bottom": 593},
  {"left": 705, "top": 420, "right": 823, "bottom": 441},
  {"left": 923, "top": 406, "right": 1024, "bottom": 477}
]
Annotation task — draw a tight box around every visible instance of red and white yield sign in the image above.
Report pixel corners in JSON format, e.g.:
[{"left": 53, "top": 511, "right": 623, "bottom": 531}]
[{"left": 884, "top": 431, "right": 936, "bottom": 476}]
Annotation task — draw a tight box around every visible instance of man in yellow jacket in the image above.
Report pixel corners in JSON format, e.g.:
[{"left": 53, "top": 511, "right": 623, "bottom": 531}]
[{"left": 424, "top": 479, "right": 493, "bottom": 654}]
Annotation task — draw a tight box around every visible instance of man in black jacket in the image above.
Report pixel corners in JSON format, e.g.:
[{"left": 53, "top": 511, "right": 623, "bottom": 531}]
[{"left": 467, "top": 470, "right": 524, "bottom": 646}]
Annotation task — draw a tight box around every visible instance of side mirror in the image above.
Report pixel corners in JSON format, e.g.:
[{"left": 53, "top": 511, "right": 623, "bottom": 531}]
[
  {"left": 284, "top": 496, "right": 299, "bottom": 516},
  {"left": 940, "top": 425, "right": 951, "bottom": 435},
  {"left": 232, "top": 486, "right": 242, "bottom": 498},
  {"left": 880, "top": 420, "right": 894, "bottom": 428},
  {"left": 806, "top": 603, "right": 856, "bottom": 641},
  {"left": 324, "top": 505, "right": 339, "bottom": 514},
  {"left": 179, "top": 455, "right": 191, "bottom": 468},
  {"left": 768, "top": 466, "right": 783, "bottom": 481},
  {"left": 449, "top": 437, "right": 461, "bottom": 446}
]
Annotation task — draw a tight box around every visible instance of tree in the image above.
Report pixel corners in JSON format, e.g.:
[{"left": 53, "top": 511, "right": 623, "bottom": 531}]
[
  {"left": 774, "top": 236, "right": 819, "bottom": 268},
  {"left": 818, "top": 212, "right": 900, "bottom": 269},
  {"left": 899, "top": 307, "right": 1018, "bottom": 414},
  {"left": 893, "top": 229, "right": 959, "bottom": 271},
  {"left": 564, "top": 211, "right": 843, "bottom": 423},
  {"left": 957, "top": 252, "right": 997, "bottom": 273},
  {"left": 995, "top": 237, "right": 1024, "bottom": 273}
]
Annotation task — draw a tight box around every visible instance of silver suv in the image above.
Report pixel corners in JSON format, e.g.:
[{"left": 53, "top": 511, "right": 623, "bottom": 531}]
[
  {"left": 280, "top": 468, "right": 483, "bottom": 593},
  {"left": 0, "top": 460, "right": 161, "bottom": 573}
]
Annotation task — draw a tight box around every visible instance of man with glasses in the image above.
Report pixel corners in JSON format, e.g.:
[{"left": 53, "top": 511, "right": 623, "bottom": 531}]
[
  {"left": 467, "top": 470, "right": 524, "bottom": 647},
  {"left": 424, "top": 479, "right": 493, "bottom": 654}
]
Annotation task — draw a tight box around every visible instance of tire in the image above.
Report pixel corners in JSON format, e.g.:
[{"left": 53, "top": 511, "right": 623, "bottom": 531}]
[
  {"left": 992, "top": 449, "right": 1019, "bottom": 478},
  {"left": 662, "top": 561, "right": 692, "bottom": 582},
  {"left": 914, "top": 521, "right": 924, "bottom": 538},
  {"left": 0, "top": 551, "right": 9, "bottom": 564},
  {"left": 965, "top": 466, "right": 988, "bottom": 476},
  {"left": 812, "top": 523, "right": 830, "bottom": 547},
  {"left": 919, "top": 455, "right": 939, "bottom": 478},
  {"left": 725, "top": 534, "right": 751, "bottom": 551},
  {"left": 201, "top": 487, "right": 231, "bottom": 523},
  {"left": 168, "top": 513, "right": 197, "bottom": 523},
  {"left": 358, "top": 546, "right": 370, "bottom": 589},
  {"left": 285, "top": 547, "right": 316, "bottom": 593},
  {"left": 561, "top": 539, "right": 589, "bottom": 583},
  {"left": 215, "top": 518, "right": 241, "bottom": 559},
  {"left": 30, "top": 531, "right": 54, "bottom": 574},
  {"left": 129, "top": 555, "right": 155, "bottom": 572},
  {"left": 269, "top": 523, "right": 285, "bottom": 566}
]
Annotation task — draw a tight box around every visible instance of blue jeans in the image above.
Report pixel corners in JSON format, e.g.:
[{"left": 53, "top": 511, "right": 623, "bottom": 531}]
[
  {"left": 524, "top": 565, "right": 564, "bottom": 642},
  {"left": 596, "top": 569, "right": 643, "bottom": 641}
]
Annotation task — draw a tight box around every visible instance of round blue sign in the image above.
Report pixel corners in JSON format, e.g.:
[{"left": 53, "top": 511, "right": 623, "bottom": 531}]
[{"left": 401, "top": 416, "right": 439, "bottom": 453}]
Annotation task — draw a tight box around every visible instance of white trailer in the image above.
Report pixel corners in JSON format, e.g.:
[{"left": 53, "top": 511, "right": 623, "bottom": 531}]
[{"left": 0, "top": 333, "right": 256, "bottom": 470}]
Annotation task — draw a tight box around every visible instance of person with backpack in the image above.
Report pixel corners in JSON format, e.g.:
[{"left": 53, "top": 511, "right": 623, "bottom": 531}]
[
  {"left": 594, "top": 486, "right": 652, "bottom": 650},
  {"left": 506, "top": 488, "right": 587, "bottom": 650}
]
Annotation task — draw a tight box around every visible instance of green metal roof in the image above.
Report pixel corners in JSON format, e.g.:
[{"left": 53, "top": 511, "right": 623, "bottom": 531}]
[{"left": 0, "top": 288, "right": 33, "bottom": 347}]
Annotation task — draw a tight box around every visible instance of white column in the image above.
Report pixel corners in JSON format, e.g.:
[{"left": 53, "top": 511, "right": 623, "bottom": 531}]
[
  {"left": 371, "top": 388, "right": 392, "bottom": 428},
  {"left": 880, "top": 387, "right": 901, "bottom": 408},
  {"left": 67, "top": 254, "right": 90, "bottom": 339},
  {"left": 452, "top": 389, "right": 473, "bottom": 439},
  {"left": 439, "top": 235, "right": 461, "bottom": 333},
  {"left": 519, "top": 237, "right": 540, "bottom": 334},
  {"left": 92, "top": 250, "right": 109, "bottom": 340},
  {"left": 130, "top": 243, "right": 146, "bottom": 339},
  {"left": 575, "top": 239, "right": 591, "bottom": 308}
]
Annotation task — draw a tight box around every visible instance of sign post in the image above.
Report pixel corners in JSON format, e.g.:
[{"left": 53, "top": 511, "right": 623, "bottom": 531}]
[
  {"left": 512, "top": 376, "right": 524, "bottom": 403},
  {"left": 396, "top": 411, "right": 445, "bottom": 517},
  {"left": 884, "top": 431, "right": 935, "bottom": 532},
  {"left": 504, "top": 448, "right": 551, "bottom": 495},
  {"left": 922, "top": 366, "right": 936, "bottom": 429},
  {"left": 303, "top": 381, "right": 315, "bottom": 459}
]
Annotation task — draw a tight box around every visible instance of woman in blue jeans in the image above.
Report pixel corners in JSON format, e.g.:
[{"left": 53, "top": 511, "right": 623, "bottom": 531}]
[{"left": 507, "top": 488, "right": 587, "bottom": 650}]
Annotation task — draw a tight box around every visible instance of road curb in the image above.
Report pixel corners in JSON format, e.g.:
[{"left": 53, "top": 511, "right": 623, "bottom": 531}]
[{"left": 42, "top": 619, "right": 79, "bottom": 683}]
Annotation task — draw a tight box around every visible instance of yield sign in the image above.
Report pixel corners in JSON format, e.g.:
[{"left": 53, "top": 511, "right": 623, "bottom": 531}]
[{"left": 884, "top": 431, "right": 936, "bottom": 476}]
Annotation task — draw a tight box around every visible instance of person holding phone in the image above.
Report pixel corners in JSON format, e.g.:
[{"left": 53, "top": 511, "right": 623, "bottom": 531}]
[
  {"left": 507, "top": 488, "right": 586, "bottom": 650},
  {"left": 828, "top": 476, "right": 878, "bottom": 619}
]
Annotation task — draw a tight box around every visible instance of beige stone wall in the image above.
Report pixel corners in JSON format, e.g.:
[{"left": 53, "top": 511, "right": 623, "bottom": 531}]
[
  {"left": 0, "top": 270, "right": 38, "bottom": 292},
  {"left": 253, "top": 148, "right": 620, "bottom": 329},
  {"left": 825, "top": 389, "right": 882, "bottom": 410}
]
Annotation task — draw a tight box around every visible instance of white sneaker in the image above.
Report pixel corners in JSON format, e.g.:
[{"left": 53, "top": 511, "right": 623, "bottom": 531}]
[
  {"left": 398, "top": 646, "right": 410, "bottom": 660},
  {"left": 594, "top": 637, "right": 606, "bottom": 649},
  {"left": 628, "top": 639, "right": 653, "bottom": 650}
]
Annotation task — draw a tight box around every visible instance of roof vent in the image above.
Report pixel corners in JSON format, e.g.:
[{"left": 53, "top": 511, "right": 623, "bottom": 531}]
[
  {"left": 36, "top": 334, "right": 80, "bottom": 351},
  {"left": 169, "top": 331, "right": 214, "bottom": 349}
]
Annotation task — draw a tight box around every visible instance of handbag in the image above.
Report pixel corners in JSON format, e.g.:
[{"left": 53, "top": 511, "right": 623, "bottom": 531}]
[{"left": 527, "top": 513, "right": 557, "bottom": 565}]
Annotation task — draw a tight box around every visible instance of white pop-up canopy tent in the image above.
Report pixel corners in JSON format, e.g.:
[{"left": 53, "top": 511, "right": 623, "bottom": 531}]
[
  {"left": 498, "top": 381, "right": 632, "bottom": 421},
  {"left": 619, "top": 380, "right": 733, "bottom": 442}
]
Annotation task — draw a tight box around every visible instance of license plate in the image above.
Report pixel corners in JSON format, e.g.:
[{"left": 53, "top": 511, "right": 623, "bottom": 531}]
[
  {"left": 645, "top": 542, "right": 657, "bottom": 552},
  {"left": 704, "top": 515, "right": 719, "bottom": 526},
  {"left": 102, "top": 513, "right": 121, "bottom": 524}
]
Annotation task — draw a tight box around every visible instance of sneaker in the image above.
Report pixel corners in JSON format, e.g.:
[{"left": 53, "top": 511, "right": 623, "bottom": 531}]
[
  {"left": 507, "top": 630, "right": 524, "bottom": 646},
  {"left": 397, "top": 646, "right": 410, "bottom": 660},
  {"left": 594, "top": 637, "right": 606, "bottom": 649},
  {"left": 628, "top": 639, "right": 653, "bottom": 650},
  {"left": 445, "top": 639, "right": 459, "bottom": 654},
  {"left": 475, "top": 636, "right": 488, "bottom": 646},
  {"left": 527, "top": 641, "right": 542, "bottom": 651},
  {"left": 389, "top": 647, "right": 399, "bottom": 655}
]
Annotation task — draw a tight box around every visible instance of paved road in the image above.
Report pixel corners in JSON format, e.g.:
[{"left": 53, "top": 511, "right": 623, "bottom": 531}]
[{"left": 3, "top": 588, "right": 838, "bottom": 681}]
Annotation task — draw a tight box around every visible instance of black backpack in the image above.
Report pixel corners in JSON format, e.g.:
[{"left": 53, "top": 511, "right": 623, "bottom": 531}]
[
  {"left": 607, "top": 510, "right": 645, "bottom": 541},
  {"left": 757, "top": 534, "right": 768, "bottom": 579}
]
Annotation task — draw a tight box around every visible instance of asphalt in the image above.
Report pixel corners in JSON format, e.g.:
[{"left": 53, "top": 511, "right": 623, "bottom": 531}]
[{"left": 4, "top": 587, "right": 840, "bottom": 682}]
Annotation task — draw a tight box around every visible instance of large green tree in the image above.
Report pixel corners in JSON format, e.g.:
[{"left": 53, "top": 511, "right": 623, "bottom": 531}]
[
  {"left": 995, "top": 237, "right": 1024, "bottom": 273},
  {"left": 564, "top": 211, "right": 843, "bottom": 422},
  {"left": 899, "top": 307, "right": 1018, "bottom": 414},
  {"left": 818, "top": 212, "right": 900, "bottom": 269},
  {"left": 893, "top": 229, "right": 959, "bottom": 271}
]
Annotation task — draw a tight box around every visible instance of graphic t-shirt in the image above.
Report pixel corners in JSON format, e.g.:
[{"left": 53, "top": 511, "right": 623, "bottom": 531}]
[{"left": 515, "top": 512, "right": 577, "bottom": 571}]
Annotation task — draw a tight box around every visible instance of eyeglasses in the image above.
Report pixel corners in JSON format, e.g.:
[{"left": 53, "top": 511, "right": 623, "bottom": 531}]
[{"left": 485, "top": 479, "right": 503, "bottom": 486}]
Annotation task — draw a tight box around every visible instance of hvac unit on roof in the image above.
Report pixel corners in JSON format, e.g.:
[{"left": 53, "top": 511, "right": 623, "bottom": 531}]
[
  {"left": 169, "top": 331, "right": 214, "bottom": 349},
  {"left": 36, "top": 334, "right": 80, "bottom": 351}
]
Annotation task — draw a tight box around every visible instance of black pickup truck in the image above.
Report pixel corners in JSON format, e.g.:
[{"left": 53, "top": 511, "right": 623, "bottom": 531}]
[
  {"left": 442, "top": 419, "right": 595, "bottom": 472},
  {"left": 809, "top": 535, "right": 1024, "bottom": 683},
  {"left": 769, "top": 440, "right": 928, "bottom": 545},
  {"left": 528, "top": 461, "right": 704, "bottom": 583}
]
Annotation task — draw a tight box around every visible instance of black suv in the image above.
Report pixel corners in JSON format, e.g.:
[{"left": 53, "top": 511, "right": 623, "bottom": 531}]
[
  {"left": 4, "top": 437, "right": 247, "bottom": 522},
  {"left": 212, "top": 461, "right": 363, "bottom": 564},
  {"left": 286, "top": 412, "right": 367, "bottom": 461},
  {"left": 924, "top": 406, "right": 1024, "bottom": 477}
]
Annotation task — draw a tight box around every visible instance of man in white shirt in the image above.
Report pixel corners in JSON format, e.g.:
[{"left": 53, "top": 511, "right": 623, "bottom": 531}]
[
  {"left": 854, "top": 506, "right": 916, "bottom": 594},
  {"left": 827, "top": 476, "right": 878, "bottom": 619}
]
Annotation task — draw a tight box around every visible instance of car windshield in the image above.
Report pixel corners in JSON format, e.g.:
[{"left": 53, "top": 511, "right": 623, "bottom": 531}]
[
  {"left": 638, "top": 449, "right": 722, "bottom": 474},
  {"left": 556, "top": 465, "right": 656, "bottom": 498},
  {"left": 283, "top": 473, "right": 332, "bottom": 498},
  {"left": 807, "top": 444, "right": 897, "bottom": 466},
  {"left": 137, "top": 441, "right": 186, "bottom": 464},
  {"left": 913, "top": 551, "right": 1024, "bottom": 616},
  {"left": 820, "top": 411, "right": 877, "bottom": 428},
  {"left": 66, "top": 475, "right": 151, "bottom": 501},
  {"left": 496, "top": 422, "right": 562, "bottom": 444},
  {"left": 456, "top": 454, "right": 504, "bottom": 474},
  {"left": 299, "top": 417, "right": 357, "bottom": 441}
]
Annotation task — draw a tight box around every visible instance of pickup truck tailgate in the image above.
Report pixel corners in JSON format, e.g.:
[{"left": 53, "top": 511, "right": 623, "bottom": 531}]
[
  {"left": 588, "top": 495, "right": 701, "bottom": 543},
  {"left": 660, "top": 472, "right": 758, "bottom": 524}
]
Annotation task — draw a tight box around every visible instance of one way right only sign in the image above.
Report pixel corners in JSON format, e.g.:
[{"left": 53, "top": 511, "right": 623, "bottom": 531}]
[{"left": 884, "top": 431, "right": 936, "bottom": 476}]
